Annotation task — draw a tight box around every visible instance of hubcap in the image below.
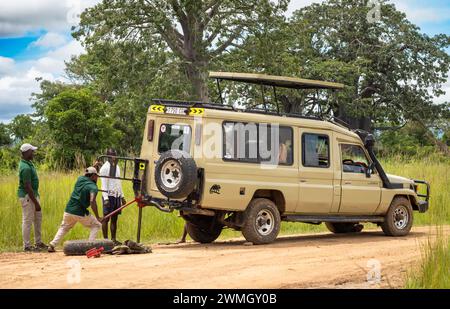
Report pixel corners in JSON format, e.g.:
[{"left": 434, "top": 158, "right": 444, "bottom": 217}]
[
  {"left": 393, "top": 205, "right": 409, "bottom": 229},
  {"left": 256, "top": 209, "right": 275, "bottom": 236},
  {"left": 161, "top": 160, "right": 182, "bottom": 190}
]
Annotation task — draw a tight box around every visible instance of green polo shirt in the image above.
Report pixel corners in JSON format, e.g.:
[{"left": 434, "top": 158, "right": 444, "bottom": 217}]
[
  {"left": 65, "top": 176, "right": 98, "bottom": 216},
  {"left": 17, "top": 159, "right": 39, "bottom": 198}
]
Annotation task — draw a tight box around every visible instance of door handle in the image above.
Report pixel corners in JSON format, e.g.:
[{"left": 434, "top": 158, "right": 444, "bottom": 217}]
[
  {"left": 300, "top": 180, "right": 307, "bottom": 183},
  {"left": 344, "top": 181, "right": 352, "bottom": 185},
  {"left": 368, "top": 182, "right": 379, "bottom": 185}
]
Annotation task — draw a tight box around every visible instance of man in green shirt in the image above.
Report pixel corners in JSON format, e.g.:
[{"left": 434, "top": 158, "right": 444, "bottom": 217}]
[
  {"left": 18, "top": 143, "right": 47, "bottom": 252},
  {"left": 48, "top": 167, "right": 103, "bottom": 252}
]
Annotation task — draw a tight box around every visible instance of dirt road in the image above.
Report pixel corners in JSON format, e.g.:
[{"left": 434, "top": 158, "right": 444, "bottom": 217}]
[{"left": 0, "top": 225, "right": 447, "bottom": 289}]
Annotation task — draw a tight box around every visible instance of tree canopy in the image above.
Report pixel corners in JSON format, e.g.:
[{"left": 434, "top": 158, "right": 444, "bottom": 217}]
[
  {"left": 3, "top": 0, "right": 449, "bottom": 170},
  {"left": 74, "top": 0, "right": 289, "bottom": 101}
]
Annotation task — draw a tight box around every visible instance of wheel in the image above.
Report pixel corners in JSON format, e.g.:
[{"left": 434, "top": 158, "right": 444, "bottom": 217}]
[
  {"left": 242, "top": 198, "right": 281, "bottom": 245},
  {"left": 325, "top": 222, "right": 364, "bottom": 234},
  {"left": 155, "top": 150, "right": 197, "bottom": 199},
  {"left": 381, "top": 197, "right": 413, "bottom": 236},
  {"left": 185, "top": 216, "right": 223, "bottom": 243},
  {"left": 63, "top": 239, "right": 115, "bottom": 256}
]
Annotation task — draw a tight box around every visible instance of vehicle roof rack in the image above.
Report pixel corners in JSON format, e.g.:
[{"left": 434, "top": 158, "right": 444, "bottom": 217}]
[
  {"left": 151, "top": 99, "right": 324, "bottom": 122},
  {"left": 209, "top": 71, "right": 345, "bottom": 90},
  {"left": 152, "top": 99, "right": 236, "bottom": 111},
  {"left": 243, "top": 107, "right": 322, "bottom": 121}
]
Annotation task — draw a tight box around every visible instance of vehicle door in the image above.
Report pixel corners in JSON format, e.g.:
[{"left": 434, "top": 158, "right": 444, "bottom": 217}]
[
  {"left": 150, "top": 115, "right": 194, "bottom": 192},
  {"left": 296, "top": 130, "right": 334, "bottom": 214},
  {"left": 338, "top": 143, "right": 381, "bottom": 214}
]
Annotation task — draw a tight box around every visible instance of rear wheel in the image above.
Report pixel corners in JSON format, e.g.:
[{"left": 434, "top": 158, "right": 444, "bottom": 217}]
[
  {"left": 325, "top": 222, "right": 364, "bottom": 234},
  {"left": 185, "top": 216, "right": 223, "bottom": 244},
  {"left": 381, "top": 197, "right": 413, "bottom": 236},
  {"left": 242, "top": 198, "right": 281, "bottom": 245}
]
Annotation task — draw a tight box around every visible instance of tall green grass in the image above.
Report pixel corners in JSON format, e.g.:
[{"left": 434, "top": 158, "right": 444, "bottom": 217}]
[
  {"left": 405, "top": 228, "right": 450, "bottom": 288},
  {"left": 0, "top": 156, "right": 448, "bottom": 251}
]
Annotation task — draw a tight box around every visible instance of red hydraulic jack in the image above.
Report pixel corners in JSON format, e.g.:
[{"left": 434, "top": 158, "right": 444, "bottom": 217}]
[
  {"left": 102, "top": 195, "right": 147, "bottom": 243},
  {"left": 86, "top": 247, "right": 104, "bottom": 258}
]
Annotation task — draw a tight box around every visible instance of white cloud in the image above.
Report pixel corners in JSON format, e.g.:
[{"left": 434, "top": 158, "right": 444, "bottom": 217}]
[
  {"left": 0, "top": 57, "right": 15, "bottom": 77},
  {"left": 287, "top": 0, "right": 324, "bottom": 16},
  {"left": 0, "top": 0, "right": 101, "bottom": 37},
  {"left": 391, "top": 0, "right": 450, "bottom": 24},
  {"left": 30, "top": 32, "right": 68, "bottom": 49},
  {"left": 436, "top": 76, "right": 450, "bottom": 104},
  {"left": 0, "top": 40, "right": 84, "bottom": 122},
  {"left": 0, "top": 0, "right": 100, "bottom": 121}
]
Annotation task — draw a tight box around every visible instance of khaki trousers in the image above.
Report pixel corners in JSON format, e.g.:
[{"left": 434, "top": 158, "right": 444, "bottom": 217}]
[
  {"left": 19, "top": 195, "right": 42, "bottom": 248},
  {"left": 50, "top": 212, "right": 101, "bottom": 247}
]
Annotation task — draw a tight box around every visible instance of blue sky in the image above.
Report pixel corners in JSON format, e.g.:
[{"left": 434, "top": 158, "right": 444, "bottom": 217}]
[{"left": 0, "top": 0, "right": 449, "bottom": 123}]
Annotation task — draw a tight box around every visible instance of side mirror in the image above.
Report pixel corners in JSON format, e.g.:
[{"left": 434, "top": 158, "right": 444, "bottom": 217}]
[{"left": 365, "top": 163, "right": 375, "bottom": 178}]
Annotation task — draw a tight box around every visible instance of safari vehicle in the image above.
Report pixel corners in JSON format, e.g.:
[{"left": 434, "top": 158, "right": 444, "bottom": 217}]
[{"left": 98, "top": 72, "right": 430, "bottom": 245}]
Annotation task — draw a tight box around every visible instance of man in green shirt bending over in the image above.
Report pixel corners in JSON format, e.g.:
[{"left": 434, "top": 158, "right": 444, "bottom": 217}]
[
  {"left": 18, "top": 143, "right": 47, "bottom": 252},
  {"left": 48, "top": 167, "right": 103, "bottom": 252}
]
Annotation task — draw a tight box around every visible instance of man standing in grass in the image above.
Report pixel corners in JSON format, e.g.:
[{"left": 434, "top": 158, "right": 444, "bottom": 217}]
[
  {"left": 48, "top": 167, "right": 103, "bottom": 252},
  {"left": 99, "top": 149, "right": 126, "bottom": 246},
  {"left": 18, "top": 143, "right": 47, "bottom": 252}
]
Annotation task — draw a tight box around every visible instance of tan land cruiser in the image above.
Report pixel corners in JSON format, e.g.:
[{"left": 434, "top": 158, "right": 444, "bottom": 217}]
[{"left": 98, "top": 72, "right": 430, "bottom": 245}]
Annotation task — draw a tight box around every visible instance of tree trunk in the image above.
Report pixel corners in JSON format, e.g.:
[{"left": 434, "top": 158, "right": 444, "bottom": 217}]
[{"left": 185, "top": 61, "right": 209, "bottom": 102}]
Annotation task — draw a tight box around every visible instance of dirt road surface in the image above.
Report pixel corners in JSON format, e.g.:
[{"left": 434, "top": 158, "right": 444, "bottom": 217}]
[{"left": 1, "top": 225, "right": 448, "bottom": 289}]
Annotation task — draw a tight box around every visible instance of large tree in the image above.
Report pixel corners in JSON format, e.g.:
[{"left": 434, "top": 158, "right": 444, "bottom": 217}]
[
  {"left": 44, "top": 88, "right": 118, "bottom": 169},
  {"left": 8, "top": 114, "right": 35, "bottom": 142},
  {"left": 74, "top": 0, "right": 288, "bottom": 101},
  {"left": 221, "top": 0, "right": 450, "bottom": 140},
  {"left": 289, "top": 0, "right": 450, "bottom": 134}
]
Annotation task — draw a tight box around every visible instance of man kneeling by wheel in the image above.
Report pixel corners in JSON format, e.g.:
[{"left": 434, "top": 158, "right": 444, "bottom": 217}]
[{"left": 48, "top": 167, "right": 103, "bottom": 252}]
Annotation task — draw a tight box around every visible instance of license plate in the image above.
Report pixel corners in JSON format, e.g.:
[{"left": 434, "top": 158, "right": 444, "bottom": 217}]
[{"left": 165, "top": 107, "right": 187, "bottom": 115}]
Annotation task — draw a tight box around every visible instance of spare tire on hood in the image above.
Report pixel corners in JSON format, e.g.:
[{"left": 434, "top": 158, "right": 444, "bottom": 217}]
[{"left": 154, "top": 150, "right": 197, "bottom": 199}]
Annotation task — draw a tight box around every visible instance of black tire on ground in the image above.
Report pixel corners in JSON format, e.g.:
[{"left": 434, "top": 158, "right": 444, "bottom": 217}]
[
  {"left": 63, "top": 239, "right": 115, "bottom": 256},
  {"left": 154, "top": 150, "right": 197, "bottom": 199},
  {"left": 242, "top": 198, "right": 281, "bottom": 245},
  {"left": 325, "top": 222, "right": 364, "bottom": 234},
  {"left": 381, "top": 196, "right": 413, "bottom": 237},
  {"left": 185, "top": 216, "right": 223, "bottom": 244}
]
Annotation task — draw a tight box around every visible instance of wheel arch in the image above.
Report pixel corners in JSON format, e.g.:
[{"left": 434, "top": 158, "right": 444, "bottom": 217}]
[
  {"left": 393, "top": 194, "right": 418, "bottom": 211},
  {"left": 250, "top": 189, "right": 286, "bottom": 214}
]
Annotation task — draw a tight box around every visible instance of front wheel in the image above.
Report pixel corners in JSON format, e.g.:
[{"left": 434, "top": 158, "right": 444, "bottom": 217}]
[
  {"left": 242, "top": 198, "right": 281, "bottom": 245},
  {"left": 381, "top": 197, "right": 413, "bottom": 236}
]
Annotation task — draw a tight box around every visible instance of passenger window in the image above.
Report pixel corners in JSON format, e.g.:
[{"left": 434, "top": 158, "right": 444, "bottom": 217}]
[
  {"left": 259, "top": 125, "right": 293, "bottom": 165},
  {"left": 340, "top": 144, "right": 370, "bottom": 174},
  {"left": 302, "top": 133, "right": 330, "bottom": 168},
  {"left": 223, "top": 122, "right": 258, "bottom": 163},
  {"left": 158, "top": 124, "right": 191, "bottom": 153},
  {"left": 222, "top": 122, "right": 293, "bottom": 165}
]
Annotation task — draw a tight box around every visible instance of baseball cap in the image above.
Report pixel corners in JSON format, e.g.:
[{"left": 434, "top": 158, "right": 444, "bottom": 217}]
[
  {"left": 85, "top": 166, "right": 99, "bottom": 176},
  {"left": 20, "top": 143, "right": 38, "bottom": 153}
]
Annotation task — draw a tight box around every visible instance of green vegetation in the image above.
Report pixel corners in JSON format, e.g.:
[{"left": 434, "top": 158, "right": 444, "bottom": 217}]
[
  {"left": 405, "top": 229, "right": 450, "bottom": 288},
  {"left": 0, "top": 156, "right": 448, "bottom": 252}
]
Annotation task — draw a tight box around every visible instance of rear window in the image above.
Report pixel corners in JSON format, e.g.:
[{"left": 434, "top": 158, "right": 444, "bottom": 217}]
[{"left": 158, "top": 124, "right": 192, "bottom": 153}]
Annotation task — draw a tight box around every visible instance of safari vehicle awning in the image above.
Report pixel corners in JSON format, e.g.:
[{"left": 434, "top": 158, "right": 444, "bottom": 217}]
[{"left": 209, "top": 71, "right": 345, "bottom": 90}]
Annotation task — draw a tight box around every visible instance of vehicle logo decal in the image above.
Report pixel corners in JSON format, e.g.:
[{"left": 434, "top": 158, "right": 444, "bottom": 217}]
[{"left": 209, "top": 184, "right": 221, "bottom": 194}]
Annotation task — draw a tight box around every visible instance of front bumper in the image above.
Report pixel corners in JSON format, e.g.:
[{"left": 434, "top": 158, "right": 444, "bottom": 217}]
[{"left": 414, "top": 180, "right": 430, "bottom": 213}]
